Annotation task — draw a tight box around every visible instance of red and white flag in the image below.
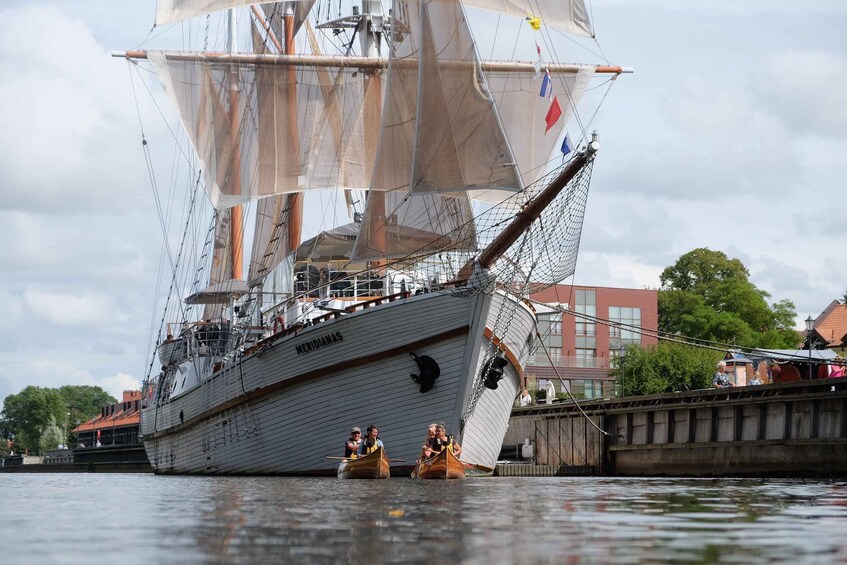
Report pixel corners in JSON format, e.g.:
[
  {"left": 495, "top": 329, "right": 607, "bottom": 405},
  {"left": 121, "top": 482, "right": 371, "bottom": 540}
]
[{"left": 534, "top": 43, "right": 543, "bottom": 79}]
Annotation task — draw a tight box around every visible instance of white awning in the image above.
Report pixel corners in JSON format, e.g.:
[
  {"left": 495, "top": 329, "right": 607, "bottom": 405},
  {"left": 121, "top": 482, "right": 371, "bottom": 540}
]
[{"left": 185, "top": 279, "right": 249, "bottom": 305}]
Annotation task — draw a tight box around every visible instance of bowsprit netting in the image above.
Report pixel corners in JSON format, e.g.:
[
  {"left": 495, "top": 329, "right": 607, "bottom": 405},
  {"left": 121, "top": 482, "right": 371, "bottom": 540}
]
[
  {"left": 459, "top": 154, "right": 596, "bottom": 426},
  {"left": 477, "top": 155, "right": 595, "bottom": 296}
]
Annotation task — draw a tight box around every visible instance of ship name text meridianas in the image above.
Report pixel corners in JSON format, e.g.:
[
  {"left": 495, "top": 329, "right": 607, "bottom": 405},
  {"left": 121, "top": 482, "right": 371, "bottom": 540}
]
[{"left": 295, "top": 332, "right": 344, "bottom": 355}]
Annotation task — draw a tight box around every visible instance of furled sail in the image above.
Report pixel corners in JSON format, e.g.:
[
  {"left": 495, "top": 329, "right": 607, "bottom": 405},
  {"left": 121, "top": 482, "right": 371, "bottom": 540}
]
[
  {"left": 205, "top": 208, "right": 234, "bottom": 318},
  {"left": 148, "top": 52, "right": 374, "bottom": 210},
  {"left": 462, "top": 0, "right": 593, "bottom": 36}
]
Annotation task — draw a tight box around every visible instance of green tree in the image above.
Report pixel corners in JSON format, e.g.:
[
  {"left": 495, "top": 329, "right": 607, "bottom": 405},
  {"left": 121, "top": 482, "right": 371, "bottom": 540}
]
[
  {"left": 659, "top": 248, "right": 798, "bottom": 348},
  {"left": 1, "top": 386, "right": 66, "bottom": 454},
  {"left": 38, "top": 416, "right": 64, "bottom": 453},
  {"left": 613, "top": 342, "right": 722, "bottom": 396},
  {"left": 58, "top": 385, "right": 115, "bottom": 443}
]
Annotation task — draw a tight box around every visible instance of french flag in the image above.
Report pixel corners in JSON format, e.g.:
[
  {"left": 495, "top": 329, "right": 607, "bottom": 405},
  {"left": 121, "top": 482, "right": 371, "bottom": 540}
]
[{"left": 539, "top": 69, "right": 552, "bottom": 99}]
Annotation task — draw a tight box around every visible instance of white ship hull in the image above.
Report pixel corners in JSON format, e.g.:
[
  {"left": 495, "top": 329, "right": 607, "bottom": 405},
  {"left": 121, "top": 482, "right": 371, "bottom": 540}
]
[{"left": 140, "top": 288, "right": 535, "bottom": 475}]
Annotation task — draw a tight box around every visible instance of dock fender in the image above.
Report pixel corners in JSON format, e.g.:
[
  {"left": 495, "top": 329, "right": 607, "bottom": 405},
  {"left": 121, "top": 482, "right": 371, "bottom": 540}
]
[{"left": 410, "top": 352, "right": 440, "bottom": 393}]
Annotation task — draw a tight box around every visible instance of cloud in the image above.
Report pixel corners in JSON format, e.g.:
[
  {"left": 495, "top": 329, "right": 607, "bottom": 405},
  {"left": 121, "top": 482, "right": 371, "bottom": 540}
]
[
  {"left": 754, "top": 51, "right": 847, "bottom": 138},
  {"left": 0, "top": 4, "right": 154, "bottom": 215},
  {"left": 99, "top": 372, "right": 143, "bottom": 400},
  {"left": 0, "top": 288, "right": 24, "bottom": 329},
  {"left": 23, "top": 289, "right": 117, "bottom": 327},
  {"left": 0, "top": 358, "right": 142, "bottom": 408},
  {"left": 596, "top": 0, "right": 847, "bottom": 17},
  {"left": 600, "top": 73, "right": 800, "bottom": 202}
]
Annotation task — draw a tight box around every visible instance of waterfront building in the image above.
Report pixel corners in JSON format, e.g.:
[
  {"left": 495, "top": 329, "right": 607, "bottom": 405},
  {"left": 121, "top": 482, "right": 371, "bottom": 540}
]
[
  {"left": 527, "top": 285, "right": 658, "bottom": 399},
  {"left": 71, "top": 391, "right": 142, "bottom": 447},
  {"left": 809, "top": 301, "right": 847, "bottom": 355}
]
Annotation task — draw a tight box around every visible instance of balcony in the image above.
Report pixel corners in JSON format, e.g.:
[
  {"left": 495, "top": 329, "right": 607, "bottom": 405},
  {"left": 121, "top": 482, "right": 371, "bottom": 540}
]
[{"left": 527, "top": 354, "right": 610, "bottom": 370}]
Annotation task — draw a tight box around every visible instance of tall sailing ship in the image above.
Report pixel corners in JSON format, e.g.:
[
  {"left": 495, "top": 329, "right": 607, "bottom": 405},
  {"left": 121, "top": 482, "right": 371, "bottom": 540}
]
[{"left": 119, "top": 0, "right": 628, "bottom": 475}]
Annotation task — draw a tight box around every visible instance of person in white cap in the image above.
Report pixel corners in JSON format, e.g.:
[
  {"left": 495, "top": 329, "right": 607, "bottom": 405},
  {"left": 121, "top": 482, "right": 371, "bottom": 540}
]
[{"left": 344, "top": 427, "right": 362, "bottom": 459}]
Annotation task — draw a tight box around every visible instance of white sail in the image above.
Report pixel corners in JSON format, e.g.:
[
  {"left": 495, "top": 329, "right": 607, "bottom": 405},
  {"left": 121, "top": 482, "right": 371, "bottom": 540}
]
[
  {"left": 262, "top": 2, "right": 315, "bottom": 41},
  {"left": 248, "top": 195, "right": 290, "bottom": 287},
  {"left": 486, "top": 66, "right": 594, "bottom": 191},
  {"left": 410, "top": 0, "right": 520, "bottom": 196},
  {"left": 246, "top": 25, "right": 292, "bottom": 288},
  {"left": 353, "top": 190, "right": 477, "bottom": 261},
  {"left": 155, "top": 0, "right": 311, "bottom": 26},
  {"left": 463, "top": 0, "right": 593, "bottom": 36},
  {"left": 352, "top": 0, "right": 486, "bottom": 262},
  {"left": 148, "top": 52, "right": 374, "bottom": 210}
]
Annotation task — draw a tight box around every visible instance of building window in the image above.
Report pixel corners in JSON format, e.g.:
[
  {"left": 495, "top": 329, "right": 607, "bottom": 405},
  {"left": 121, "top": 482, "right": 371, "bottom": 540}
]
[
  {"left": 575, "top": 289, "right": 596, "bottom": 339},
  {"left": 609, "top": 306, "right": 641, "bottom": 348},
  {"left": 547, "top": 347, "right": 562, "bottom": 364},
  {"left": 537, "top": 312, "right": 563, "bottom": 336},
  {"left": 549, "top": 313, "right": 562, "bottom": 335},
  {"left": 576, "top": 348, "right": 595, "bottom": 368}
]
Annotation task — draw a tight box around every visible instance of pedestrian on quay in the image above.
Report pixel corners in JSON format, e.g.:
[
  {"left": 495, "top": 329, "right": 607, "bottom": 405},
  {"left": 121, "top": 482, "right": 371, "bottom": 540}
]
[{"left": 713, "top": 361, "right": 733, "bottom": 388}]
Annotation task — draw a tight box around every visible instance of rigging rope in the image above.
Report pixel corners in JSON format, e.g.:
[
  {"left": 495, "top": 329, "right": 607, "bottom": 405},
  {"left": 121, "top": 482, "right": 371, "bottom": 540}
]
[
  {"left": 535, "top": 328, "right": 610, "bottom": 436},
  {"left": 525, "top": 296, "right": 838, "bottom": 369}
]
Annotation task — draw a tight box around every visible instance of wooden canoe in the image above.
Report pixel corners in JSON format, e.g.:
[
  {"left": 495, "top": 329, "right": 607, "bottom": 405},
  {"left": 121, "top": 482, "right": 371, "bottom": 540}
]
[
  {"left": 337, "top": 446, "right": 390, "bottom": 479},
  {"left": 411, "top": 448, "right": 465, "bottom": 480}
]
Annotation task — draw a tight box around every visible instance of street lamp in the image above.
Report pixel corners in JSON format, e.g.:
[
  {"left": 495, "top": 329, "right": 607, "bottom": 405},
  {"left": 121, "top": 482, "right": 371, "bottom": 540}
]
[
  {"left": 63, "top": 412, "right": 70, "bottom": 448},
  {"left": 619, "top": 345, "right": 626, "bottom": 397},
  {"left": 805, "top": 316, "right": 814, "bottom": 380}
]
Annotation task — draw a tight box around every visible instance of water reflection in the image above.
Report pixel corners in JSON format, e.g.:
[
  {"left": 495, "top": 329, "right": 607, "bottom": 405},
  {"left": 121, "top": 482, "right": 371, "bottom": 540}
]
[{"left": 1, "top": 475, "right": 846, "bottom": 564}]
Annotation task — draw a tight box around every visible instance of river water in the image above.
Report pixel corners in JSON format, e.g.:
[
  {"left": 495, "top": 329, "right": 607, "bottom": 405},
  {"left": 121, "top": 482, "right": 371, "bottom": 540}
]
[{"left": 2, "top": 474, "right": 846, "bottom": 564}]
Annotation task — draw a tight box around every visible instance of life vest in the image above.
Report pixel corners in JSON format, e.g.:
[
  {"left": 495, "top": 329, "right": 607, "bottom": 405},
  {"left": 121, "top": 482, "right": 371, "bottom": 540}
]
[
  {"left": 362, "top": 438, "right": 380, "bottom": 455},
  {"left": 434, "top": 436, "right": 454, "bottom": 453},
  {"left": 344, "top": 439, "right": 360, "bottom": 459}
]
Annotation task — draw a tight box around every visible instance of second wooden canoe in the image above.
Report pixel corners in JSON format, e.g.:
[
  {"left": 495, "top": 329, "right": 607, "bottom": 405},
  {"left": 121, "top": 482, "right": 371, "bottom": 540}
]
[
  {"left": 411, "top": 448, "right": 465, "bottom": 480},
  {"left": 337, "top": 446, "right": 390, "bottom": 479}
]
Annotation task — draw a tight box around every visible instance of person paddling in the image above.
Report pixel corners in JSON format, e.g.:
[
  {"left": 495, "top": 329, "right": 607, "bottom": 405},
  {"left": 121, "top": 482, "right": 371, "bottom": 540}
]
[
  {"left": 359, "top": 424, "right": 384, "bottom": 456},
  {"left": 434, "top": 423, "right": 461, "bottom": 458},
  {"left": 344, "top": 427, "right": 362, "bottom": 459},
  {"left": 421, "top": 423, "right": 439, "bottom": 459}
]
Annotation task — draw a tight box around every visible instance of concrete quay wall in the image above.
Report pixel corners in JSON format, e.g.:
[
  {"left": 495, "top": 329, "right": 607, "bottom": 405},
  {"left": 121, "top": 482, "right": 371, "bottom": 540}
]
[{"left": 505, "top": 378, "right": 847, "bottom": 477}]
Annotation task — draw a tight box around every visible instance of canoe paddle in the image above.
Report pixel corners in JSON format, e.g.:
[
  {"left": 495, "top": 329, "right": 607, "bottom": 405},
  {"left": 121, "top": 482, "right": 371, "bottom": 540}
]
[{"left": 325, "top": 456, "right": 407, "bottom": 462}]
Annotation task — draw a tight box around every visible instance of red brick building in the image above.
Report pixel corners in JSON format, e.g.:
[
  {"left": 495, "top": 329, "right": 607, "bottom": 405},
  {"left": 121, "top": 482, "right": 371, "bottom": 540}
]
[{"left": 526, "top": 284, "right": 658, "bottom": 398}]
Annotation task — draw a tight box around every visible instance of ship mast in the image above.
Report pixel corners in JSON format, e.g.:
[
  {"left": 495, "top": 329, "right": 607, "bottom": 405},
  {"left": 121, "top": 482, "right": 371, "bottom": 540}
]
[
  {"left": 228, "top": 9, "right": 244, "bottom": 280},
  {"left": 359, "top": 0, "right": 387, "bottom": 273},
  {"left": 284, "top": 3, "right": 304, "bottom": 252}
]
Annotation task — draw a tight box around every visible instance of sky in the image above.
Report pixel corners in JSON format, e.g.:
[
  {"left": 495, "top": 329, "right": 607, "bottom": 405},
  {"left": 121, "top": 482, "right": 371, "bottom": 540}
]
[{"left": 0, "top": 0, "right": 845, "bottom": 405}]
